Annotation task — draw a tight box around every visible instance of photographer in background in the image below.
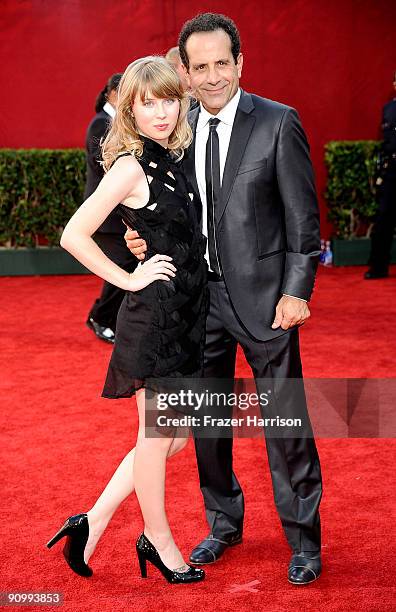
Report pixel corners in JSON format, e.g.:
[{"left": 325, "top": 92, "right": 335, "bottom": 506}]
[{"left": 365, "top": 71, "right": 396, "bottom": 279}]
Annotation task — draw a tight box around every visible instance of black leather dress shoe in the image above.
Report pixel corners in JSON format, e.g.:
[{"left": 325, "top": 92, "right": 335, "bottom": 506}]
[
  {"left": 189, "top": 533, "right": 242, "bottom": 565},
  {"left": 86, "top": 317, "right": 115, "bottom": 344},
  {"left": 364, "top": 269, "right": 389, "bottom": 279},
  {"left": 288, "top": 551, "right": 322, "bottom": 585}
]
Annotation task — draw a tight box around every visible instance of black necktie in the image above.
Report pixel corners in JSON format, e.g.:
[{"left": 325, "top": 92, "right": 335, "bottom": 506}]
[{"left": 205, "top": 117, "right": 221, "bottom": 275}]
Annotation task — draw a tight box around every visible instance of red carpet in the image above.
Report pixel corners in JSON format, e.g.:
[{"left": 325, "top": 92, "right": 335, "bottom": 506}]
[{"left": 1, "top": 265, "right": 395, "bottom": 611}]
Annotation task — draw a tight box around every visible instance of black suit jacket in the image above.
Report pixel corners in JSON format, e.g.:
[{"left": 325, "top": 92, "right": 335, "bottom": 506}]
[
  {"left": 84, "top": 109, "right": 125, "bottom": 234},
  {"left": 183, "top": 89, "right": 320, "bottom": 342}
]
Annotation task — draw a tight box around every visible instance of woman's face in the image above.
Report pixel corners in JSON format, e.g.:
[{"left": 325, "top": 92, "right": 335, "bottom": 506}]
[{"left": 132, "top": 91, "right": 180, "bottom": 145}]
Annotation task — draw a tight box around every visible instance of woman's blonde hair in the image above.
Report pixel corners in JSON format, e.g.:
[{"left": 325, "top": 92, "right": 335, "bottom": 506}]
[{"left": 101, "top": 56, "right": 192, "bottom": 170}]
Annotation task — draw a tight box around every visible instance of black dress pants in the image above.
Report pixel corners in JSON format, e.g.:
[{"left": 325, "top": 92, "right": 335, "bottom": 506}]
[
  {"left": 194, "top": 279, "right": 322, "bottom": 553},
  {"left": 368, "top": 165, "right": 396, "bottom": 273},
  {"left": 88, "top": 232, "right": 138, "bottom": 331}
]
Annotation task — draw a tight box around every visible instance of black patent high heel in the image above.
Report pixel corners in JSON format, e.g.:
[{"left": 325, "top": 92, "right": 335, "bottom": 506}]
[
  {"left": 46, "top": 513, "right": 93, "bottom": 577},
  {"left": 136, "top": 533, "right": 205, "bottom": 584}
]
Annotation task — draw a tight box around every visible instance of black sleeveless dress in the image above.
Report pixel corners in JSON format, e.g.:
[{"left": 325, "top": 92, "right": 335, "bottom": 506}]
[{"left": 102, "top": 136, "right": 208, "bottom": 399}]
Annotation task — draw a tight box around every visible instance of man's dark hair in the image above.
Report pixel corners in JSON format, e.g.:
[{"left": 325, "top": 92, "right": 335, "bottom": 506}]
[{"left": 178, "top": 13, "right": 241, "bottom": 70}]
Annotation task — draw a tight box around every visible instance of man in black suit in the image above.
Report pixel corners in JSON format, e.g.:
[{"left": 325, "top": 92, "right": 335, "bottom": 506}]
[
  {"left": 126, "top": 13, "right": 322, "bottom": 584},
  {"left": 85, "top": 73, "right": 137, "bottom": 342},
  {"left": 365, "top": 71, "right": 396, "bottom": 279}
]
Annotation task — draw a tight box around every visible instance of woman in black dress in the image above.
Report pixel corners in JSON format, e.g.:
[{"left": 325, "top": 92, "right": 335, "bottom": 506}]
[{"left": 47, "top": 57, "right": 206, "bottom": 585}]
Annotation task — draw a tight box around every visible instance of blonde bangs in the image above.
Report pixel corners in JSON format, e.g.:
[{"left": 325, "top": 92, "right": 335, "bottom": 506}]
[
  {"left": 101, "top": 56, "right": 192, "bottom": 171},
  {"left": 135, "top": 63, "right": 182, "bottom": 102}
]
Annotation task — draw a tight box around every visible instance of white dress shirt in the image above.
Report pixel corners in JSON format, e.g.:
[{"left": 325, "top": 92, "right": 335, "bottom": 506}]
[
  {"left": 195, "top": 88, "right": 241, "bottom": 269},
  {"left": 103, "top": 101, "right": 116, "bottom": 118}
]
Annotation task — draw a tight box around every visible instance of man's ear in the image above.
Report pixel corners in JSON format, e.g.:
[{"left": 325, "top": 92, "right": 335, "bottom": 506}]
[
  {"left": 237, "top": 53, "right": 243, "bottom": 78},
  {"left": 181, "top": 63, "right": 192, "bottom": 92}
]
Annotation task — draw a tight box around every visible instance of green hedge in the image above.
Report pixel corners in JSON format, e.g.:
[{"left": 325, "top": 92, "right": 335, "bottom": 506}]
[
  {"left": 324, "top": 140, "right": 381, "bottom": 239},
  {"left": 0, "top": 149, "right": 85, "bottom": 247},
  {"left": 0, "top": 143, "right": 384, "bottom": 247}
]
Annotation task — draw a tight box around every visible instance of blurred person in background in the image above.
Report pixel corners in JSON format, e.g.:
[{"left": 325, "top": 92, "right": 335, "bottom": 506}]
[
  {"left": 166, "top": 46, "right": 198, "bottom": 110},
  {"left": 365, "top": 71, "right": 396, "bottom": 279},
  {"left": 85, "top": 72, "right": 138, "bottom": 342},
  {"left": 165, "top": 46, "right": 190, "bottom": 93}
]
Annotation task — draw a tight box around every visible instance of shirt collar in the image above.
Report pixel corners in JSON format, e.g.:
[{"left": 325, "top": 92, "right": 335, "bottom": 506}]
[
  {"left": 103, "top": 101, "right": 116, "bottom": 118},
  {"left": 196, "top": 88, "right": 241, "bottom": 132}
]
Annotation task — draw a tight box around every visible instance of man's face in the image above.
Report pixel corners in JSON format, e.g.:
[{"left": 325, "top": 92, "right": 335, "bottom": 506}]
[
  {"left": 184, "top": 29, "right": 243, "bottom": 115},
  {"left": 107, "top": 88, "right": 118, "bottom": 108}
]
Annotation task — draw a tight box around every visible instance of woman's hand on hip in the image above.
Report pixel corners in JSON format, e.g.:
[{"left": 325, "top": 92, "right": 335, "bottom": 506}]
[{"left": 127, "top": 254, "right": 176, "bottom": 291}]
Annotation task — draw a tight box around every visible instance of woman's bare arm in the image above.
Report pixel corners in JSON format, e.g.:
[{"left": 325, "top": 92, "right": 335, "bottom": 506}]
[{"left": 60, "top": 156, "right": 146, "bottom": 290}]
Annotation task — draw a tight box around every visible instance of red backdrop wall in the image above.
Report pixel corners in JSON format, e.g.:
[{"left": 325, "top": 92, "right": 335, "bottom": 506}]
[{"left": 1, "top": 0, "right": 395, "bottom": 236}]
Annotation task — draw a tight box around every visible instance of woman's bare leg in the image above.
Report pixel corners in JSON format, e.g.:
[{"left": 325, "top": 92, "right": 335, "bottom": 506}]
[
  {"left": 84, "top": 393, "right": 187, "bottom": 563},
  {"left": 133, "top": 388, "right": 189, "bottom": 570}
]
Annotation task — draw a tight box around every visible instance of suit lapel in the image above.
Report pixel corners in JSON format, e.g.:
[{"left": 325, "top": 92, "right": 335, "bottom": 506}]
[
  {"left": 183, "top": 106, "right": 202, "bottom": 223},
  {"left": 217, "top": 91, "right": 255, "bottom": 225}
]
